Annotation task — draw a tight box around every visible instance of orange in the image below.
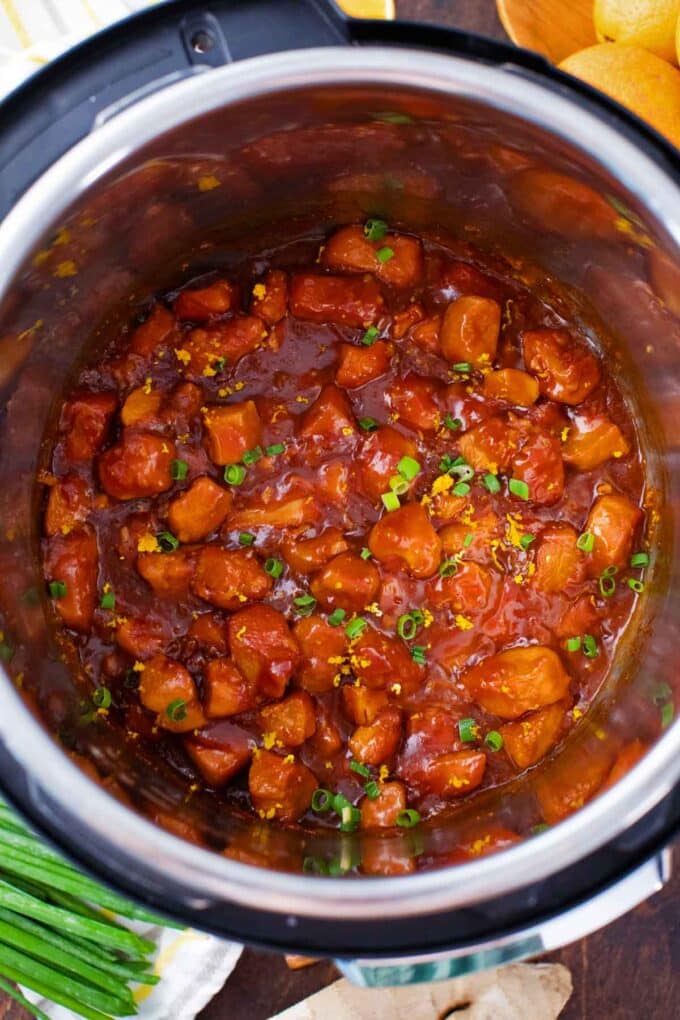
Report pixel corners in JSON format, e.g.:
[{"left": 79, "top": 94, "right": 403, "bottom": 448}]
[
  {"left": 559, "top": 43, "right": 680, "bottom": 148},
  {"left": 336, "top": 0, "right": 395, "bottom": 17},
  {"left": 594, "top": 0, "right": 679, "bottom": 65}
]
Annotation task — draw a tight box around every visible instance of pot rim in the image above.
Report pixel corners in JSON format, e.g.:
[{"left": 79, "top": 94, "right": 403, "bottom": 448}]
[{"left": 0, "top": 45, "right": 678, "bottom": 921}]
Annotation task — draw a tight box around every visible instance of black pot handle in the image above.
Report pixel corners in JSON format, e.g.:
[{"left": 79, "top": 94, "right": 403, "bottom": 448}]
[{"left": 0, "top": 0, "right": 351, "bottom": 216}]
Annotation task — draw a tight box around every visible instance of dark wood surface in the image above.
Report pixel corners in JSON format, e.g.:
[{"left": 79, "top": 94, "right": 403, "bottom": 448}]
[{"left": 1, "top": 3, "right": 677, "bottom": 1019}]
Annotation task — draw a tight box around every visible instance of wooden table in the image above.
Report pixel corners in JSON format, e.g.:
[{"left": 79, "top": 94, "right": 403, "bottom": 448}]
[{"left": 1, "top": 2, "right": 678, "bottom": 1018}]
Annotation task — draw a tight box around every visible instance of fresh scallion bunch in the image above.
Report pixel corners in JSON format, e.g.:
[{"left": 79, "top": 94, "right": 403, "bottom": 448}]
[{"left": 0, "top": 799, "right": 172, "bottom": 1019}]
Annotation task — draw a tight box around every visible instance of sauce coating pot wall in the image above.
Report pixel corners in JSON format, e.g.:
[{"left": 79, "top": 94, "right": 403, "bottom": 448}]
[{"left": 0, "top": 49, "right": 678, "bottom": 955}]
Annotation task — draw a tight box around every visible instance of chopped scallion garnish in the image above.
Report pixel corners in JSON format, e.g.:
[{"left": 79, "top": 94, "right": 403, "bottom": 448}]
[
  {"left": 397, "top": 455, "right": 421, "bottom": 481},
  {"left": 411, "top": 645, "right": 427, "bottom": 665},
  {"left": 396, "top": 808, "right": 421, "bottom": 828},
  {"left": 630, "top": 551, "right": 649, "bottom": 568},
  {"left": 346, "top": 617, "right": 368, "bottom": 640},
  {"left": 576, "top": 531, "right": 594, "bottom": 553},
  {"left": 444, "top": 414, "right": 462, "bottom": 431},
  {"left": 224, "top": 463, "right": 247, "bottom": 485},
  {"left": 48, "top": 580, "right": 67, "bottom": 600},
  {"left": 92, "top": 686, "right": 112, "bottom": 710},
  {"left": 359, "top": 416, "right": 379, "bottom": 432},
  {"left": 453, "top": 481, "right": 470, "bottom": 497},
  {"left": 294, "top": 593, "right": 317, "bottom": 617},
  {"left": 328, "top": 608, "right": 346, "bottom": 627},
  {"left": 509, "top": 477, "right": 529, "bottom": 500},
  {"left": 339, "top": 804, "right": 362, "bottom": 832},
  {"left": 566, "top": 636, "right": 582, "bottom": 652},
  {"left": 520, "top": 533, "right": 535, "bottom": 551},
  {"left": 360, "top": 547, "right": 372, "bottom": 560},
  {"left": 350, "top": 759, "right": 370, "bottom": 779},
  {"left": 376, "top": 246, "right": 394, "bottom": 264},
  {"left": 266, "top": 442, "right": 286, "bottom": 456},
  {"left": 661, "top": 700, "right": 674, "bottom": 729},
  {"left": 483, "top": 473, "right": 501, "bottom": 494},
  {"left": 599, "top": 565, "right": 618, "bottom": 597},
  {"left": 381, "top": 491, "right": 400, "bottom": 511},
  {"left": 364, "top": 218, "right": 388, "bottom": 242},
  {"left": 170, "top": 458, "right": 188, "bottom": 481},
  {"left": 458, "top": 717, "right": 478, "bottom": 743},
  {"left": 311, "top": 788, "right": 334, "bottom": 812},
  {"left": 100, "top": 591, "right": 115, "bottom": 610},
  {"left": 485, "top": 730, "right": 504, "bottom": 752},
  {"left": 362, "top": 326, "right": 380, "bottom": 346},
  {"left": 389, "top": 475, "right": 409, "bottom": 496},
  {"left": 238, "top": 532, "right": 255, "bottom": 547},
  {"left": 463, "top": 533, "right": 474, "bottom": 548},
  {"left": 364, "top": 780, "right": 380, "bottom": 800},
  {"left": 397, "top": 613, "right": 418, "bottom": 641},
  {"left": 157, "top": 530, "right": 180, "bottom": 552},
  {"left": 439, "top": 559, "right": 459, "bottom": 578},
  {"left": 583, "top": 634, "right": 599, "bottom": 658},
  {"left": 628, "top": 578, "right": 645, "bottom": 593},
  {"left": 166, "top": 698, "right": 187, "bottom": 722},
  {"left": 452, "top": 362, "right": 472, "bottom": 373},
  {"left": 242, "top": 445, "right": 263, "bottom": 466},
  {"left": 265, "top": 557, "right": 284, "bottom": 578}
]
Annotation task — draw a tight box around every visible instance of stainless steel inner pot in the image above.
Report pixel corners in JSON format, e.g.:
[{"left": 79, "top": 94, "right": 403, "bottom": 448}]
[{"left": 0, "top": 43, "right": 678, "bottom": 981}]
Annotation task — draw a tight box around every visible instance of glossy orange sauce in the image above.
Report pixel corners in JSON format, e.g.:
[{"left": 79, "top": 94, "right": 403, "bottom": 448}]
[{"left": 41, "top": 222, "right": 647, "bottom": 840}]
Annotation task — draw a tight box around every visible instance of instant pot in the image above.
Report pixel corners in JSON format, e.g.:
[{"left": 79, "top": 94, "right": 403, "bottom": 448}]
[{"left": 0, "top": 0, "right": 678, "bottom": 987}]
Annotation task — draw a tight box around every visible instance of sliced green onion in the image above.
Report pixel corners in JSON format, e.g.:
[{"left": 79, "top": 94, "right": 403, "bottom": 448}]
[
  {"left": 397, "top": 455, "right": 421, "bottom": 481},
  {"left": 350, "top": 760, "right": 370, "bottom": 779},
  {"left": 213, "top": 357, "right": 226, "bottom": 371},
  {"left": 0, "top": 642, "right": 14, "bottom": 664},
  {"left": 566, "top": 636, "right": 582, "bottom": 652},
  {"left": 294, "top": 594, "right": 317, "bottom": 617},
  {"left": 411, "top": 645, "right": 427, "bottom": 665},
  {"left": 397, "top": 613, "right": 418, "bottom": 641},
  {"left": 346, "top": 617, "right": 368, "bottom": 640},
  {"left": 453, "top": 481, "right": 470, "bottom": 497},
  {"left": 157, "top": 530, "right": 179, "bottom": 552},
  {"left": 458, "top": 717, "right": 478, "bottom": 743},
  {"left": 661, "top": 701, "right": 674, "bottom": 729},
  {"left": 485, "top": 730, "right": 504, "bottom": 752},
  {"left": 242, "top": 445, "right": 263, "bottom": 466},
  {"left": 452, "top": 362, "right": 472, "bottom": 373},
  {"left": 381, "top": 491, "right": 400, "bottom": 511},
  {"left": 359, "top": 416, "right": 379, "bottom": 432},
  {"left": 598, "top": 565, "right": 618, "bottom": 597},
  {"left": 483, "top": 473, "right": 501, "bottom": 494},
  {"left": 439, "top": 559, "right": 459, "bottom": 578},
  {"left": 530, "top": 823, "right": 550, "bottom": 836},
  {"left": 396, "top": 809, "right": 421, "bottom": 828},
  {"left": 628, "top": 578, "right": 645, "bottom": 593},
  {"left": 224, "top": 463, "right": 247, "bottom": 485},
  {"left": 92, "top": 687, "right": 111, "bottom": 710},
  {"left": 332, "top": 792, "right": 351, "bottom": 814},
  {"left": 311, "top": 788, "right": 334, "bottom": 813},
  {"left": 463, "top": 533, "right": 474, "bottom": 548},
  {"left": 170, "top": 459, "right": 188, "bottom": 481},
  {"left": 339, "top": 804, "right": 362, "bottom": 832},
  {"left": 389, "top": 475, "right": 409, "bottom": 496},
  {"left": 576, "top": 531, "right": 594, "bottom": 553},
  {"left": 328, "top": 608, "right": 346, "bottom": 627},
  {"left": 376, "top": 246, "right": 394, "bottom": 264},
  {"left": 364, "top": 780, "right": 381, "bottom": 800},
  {"left": 583, "top": 634, "right": 599, "bottom": 658},
  {"left": 48, "top": 581, "right": 67, "bottom": 600},
  {"left": 630, "top": 551, "right": 650, "bottom": 568},
  {"left": 266, "top": 442, "right": 286, "bottom": 456},
  {"left": 520, "top": 533, "right": 535, "bottom": 551},
  {"left": 165, "top": 699, "right": 187, "bottom": 722},
  {"left": 360, "top": 547, "right": 372, "bottom": 560},
  {"left": 265, "top": 557, "right": 284, "bottom": 578},
  {"left": 444, "top": 414, "right": 462, "bottom": 431},
  {"left": 362, "top": 326, "right": 380, "bottom": 346},
  {"left": 509, "top": 477, "right": 529, "bottom": 500},
  {"left": 364, "top": 218, "right": 388, "bottom": 242},
  {"left": 238, "top": 531, "right": 255, "bottom": 547},
  {"left": 100, "top": 591, "right": 115, "bottom": 610}
]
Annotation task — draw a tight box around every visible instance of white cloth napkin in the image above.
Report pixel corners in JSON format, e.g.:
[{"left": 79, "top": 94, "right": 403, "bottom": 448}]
[{"left": 2, "top": 2, "right": 243, "bottom": 1016}]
